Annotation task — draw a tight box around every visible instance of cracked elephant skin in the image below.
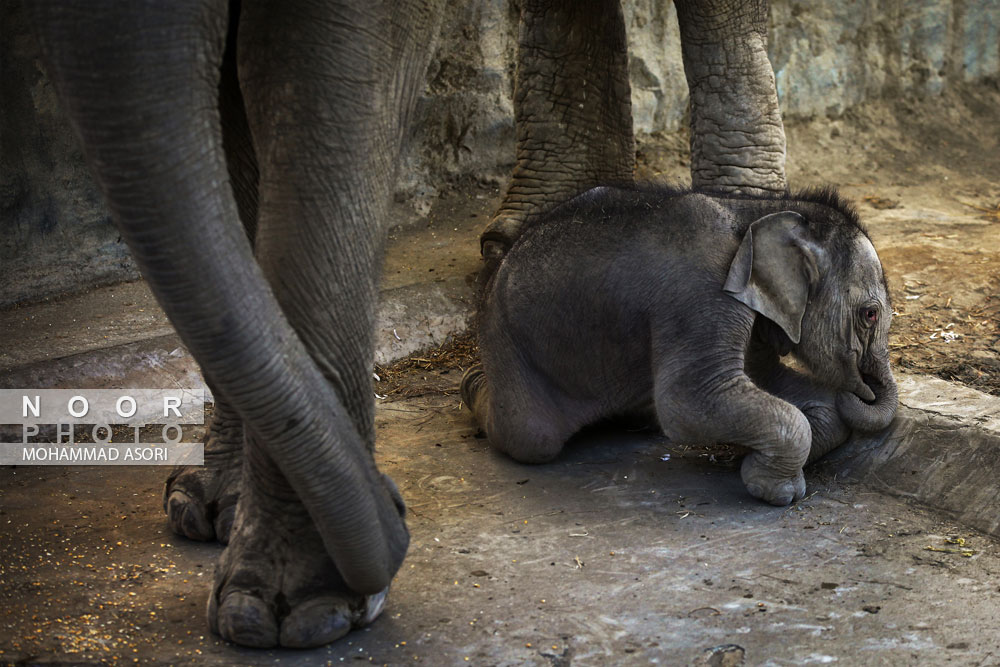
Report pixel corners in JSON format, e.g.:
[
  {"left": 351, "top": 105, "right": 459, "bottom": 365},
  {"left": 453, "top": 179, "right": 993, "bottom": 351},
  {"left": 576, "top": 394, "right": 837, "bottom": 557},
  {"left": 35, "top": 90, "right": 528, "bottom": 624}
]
[
  {"left": 481, "top": 0, "right": 788, "bottom": 266},
  {"left": 27, "top": 0, "right": 792, "bottom": 651},
  {"left": 463, "top": 184, "right": 898, "bottom": 507}
]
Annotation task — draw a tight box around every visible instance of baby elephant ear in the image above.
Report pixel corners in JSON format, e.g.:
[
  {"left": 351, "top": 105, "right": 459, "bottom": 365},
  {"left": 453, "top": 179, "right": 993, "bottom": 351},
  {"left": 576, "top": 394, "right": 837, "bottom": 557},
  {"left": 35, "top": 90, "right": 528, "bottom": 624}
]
[{"left": 723, "top": 211, "right": 825, "bottom": 345}]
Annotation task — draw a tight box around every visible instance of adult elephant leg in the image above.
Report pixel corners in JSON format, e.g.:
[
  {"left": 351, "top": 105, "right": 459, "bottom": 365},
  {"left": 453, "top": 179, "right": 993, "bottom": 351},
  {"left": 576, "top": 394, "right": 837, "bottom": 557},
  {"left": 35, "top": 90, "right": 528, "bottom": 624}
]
[
  {"left": 164, "top": 15, "right": 257, "bottom": 544},
  {"left": 206, "top": 0, "right": 443, "bottom": 648},
  {"left": 480, "top": 0, "right": 635, "bottom": 265},
  {"left": 164, "top": 383, "right": 243, "bottom": 543},
  {"left": 675, "top": 0, "right": 787, "bottom": 195},
  {"left": 28, "top": 0, "right": 428, "bottom": 647}
]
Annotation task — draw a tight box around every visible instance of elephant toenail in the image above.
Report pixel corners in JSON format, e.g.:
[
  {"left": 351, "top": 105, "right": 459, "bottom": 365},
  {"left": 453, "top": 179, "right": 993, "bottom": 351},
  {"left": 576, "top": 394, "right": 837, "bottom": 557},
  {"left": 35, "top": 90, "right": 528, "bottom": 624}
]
[
  {"left": 360, "top": 589, "right": 389, "bottom": 625},
  {"left": 166, "top": 491, "right": 213, "bottom": 541},
  {"left": 217, "top": 591, "right": 279, "bottom": 648},
  {"left": 279, "top": 599, "right": 351, "bottom": 648}
]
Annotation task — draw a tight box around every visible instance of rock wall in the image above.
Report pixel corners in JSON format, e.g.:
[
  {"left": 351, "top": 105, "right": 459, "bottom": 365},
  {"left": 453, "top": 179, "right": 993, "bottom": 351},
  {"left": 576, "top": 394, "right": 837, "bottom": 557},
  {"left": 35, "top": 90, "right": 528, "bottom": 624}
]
[
  {"left": 0, "top": 1, "right": 139, "bottom": 309},
  {"left": 396, "top": 0, "right": 519, "bottom": 218},
  {"left": 769, "top": 0, "right": 1000, "bottom": 117},
  {"left": 2, "top": 0, "right": 998, "bottom": 306}
]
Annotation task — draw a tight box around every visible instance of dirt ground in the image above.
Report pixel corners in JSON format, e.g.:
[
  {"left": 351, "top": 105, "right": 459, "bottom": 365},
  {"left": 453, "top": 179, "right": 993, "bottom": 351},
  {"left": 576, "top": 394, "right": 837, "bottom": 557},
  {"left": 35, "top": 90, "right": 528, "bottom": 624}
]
[{"left": 4, "top": 399, "right": 1000, "bottom": 666}]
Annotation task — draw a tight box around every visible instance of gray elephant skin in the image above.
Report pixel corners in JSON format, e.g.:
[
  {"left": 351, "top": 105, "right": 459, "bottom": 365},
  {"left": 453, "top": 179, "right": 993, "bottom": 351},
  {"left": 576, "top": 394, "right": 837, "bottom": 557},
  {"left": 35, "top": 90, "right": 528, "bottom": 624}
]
[
  {"left": 463, "top": 185, "right": 898, "bottom": 506},
  {"left": 25, "top": 0, "right": 792, "bottom": 651}
]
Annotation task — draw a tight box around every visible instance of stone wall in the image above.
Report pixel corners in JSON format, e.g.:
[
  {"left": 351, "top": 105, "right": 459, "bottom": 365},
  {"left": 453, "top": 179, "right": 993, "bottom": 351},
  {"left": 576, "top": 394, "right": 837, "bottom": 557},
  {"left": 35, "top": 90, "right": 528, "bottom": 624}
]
[
  {"left": 769, "top": 0, "right": 1000, "bottom": 117},
  {"left": 0, "top": 1, "right": 138, "bottom": 309},
  {"left": 2, "top": 0, "right": 998, "bottom": 306}
]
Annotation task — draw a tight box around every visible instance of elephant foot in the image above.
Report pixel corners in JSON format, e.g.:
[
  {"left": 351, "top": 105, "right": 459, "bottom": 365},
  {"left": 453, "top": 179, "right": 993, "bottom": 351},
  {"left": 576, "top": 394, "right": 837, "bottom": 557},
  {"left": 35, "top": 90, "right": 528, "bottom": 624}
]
[
  {"left": 460, "top": 363, "right": 486, "bottom": 408},
  {"left": 740, "top": 451, "right": 806, "bottom": 506},
  {"left": 208, "top": 487, "right": 386, "bottom": 648},
  {"left": 164, "top": 403, "right": 243, "bottom": 543},
  {"left": 478, "top": 212, "right": 528, "bottom": 281}
]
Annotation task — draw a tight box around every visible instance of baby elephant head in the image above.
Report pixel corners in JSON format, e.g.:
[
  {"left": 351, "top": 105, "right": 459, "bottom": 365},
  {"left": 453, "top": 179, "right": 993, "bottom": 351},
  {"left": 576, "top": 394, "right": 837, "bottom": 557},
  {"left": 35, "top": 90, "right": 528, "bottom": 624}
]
[{"left": 724, "top": 210, "right": 897, "bottom": 433}]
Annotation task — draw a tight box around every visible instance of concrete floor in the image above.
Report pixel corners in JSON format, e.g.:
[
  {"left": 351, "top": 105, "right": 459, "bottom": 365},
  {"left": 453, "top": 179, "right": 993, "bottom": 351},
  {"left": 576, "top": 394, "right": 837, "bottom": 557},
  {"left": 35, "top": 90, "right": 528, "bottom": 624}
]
[{"left": 3, "top": 399, "right": 1000, "bottom": 665}]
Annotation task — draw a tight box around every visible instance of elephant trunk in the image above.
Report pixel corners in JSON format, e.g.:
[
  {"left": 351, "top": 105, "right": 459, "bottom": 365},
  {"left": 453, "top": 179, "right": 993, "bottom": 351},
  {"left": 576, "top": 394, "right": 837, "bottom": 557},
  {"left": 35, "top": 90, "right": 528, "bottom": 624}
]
[
  {"left": 837, "top": 355, "right": 898, "bottom": 433},
  {"left": 28, "top": 1, "right": 407, "bottom": 594}
]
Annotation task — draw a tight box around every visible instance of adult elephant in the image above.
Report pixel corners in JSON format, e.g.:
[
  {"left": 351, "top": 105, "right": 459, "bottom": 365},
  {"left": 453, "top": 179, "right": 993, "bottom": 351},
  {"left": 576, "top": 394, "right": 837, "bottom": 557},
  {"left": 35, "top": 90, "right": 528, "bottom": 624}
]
[{"left": 27, "top": 0, "right": 787, "bottom": 650}]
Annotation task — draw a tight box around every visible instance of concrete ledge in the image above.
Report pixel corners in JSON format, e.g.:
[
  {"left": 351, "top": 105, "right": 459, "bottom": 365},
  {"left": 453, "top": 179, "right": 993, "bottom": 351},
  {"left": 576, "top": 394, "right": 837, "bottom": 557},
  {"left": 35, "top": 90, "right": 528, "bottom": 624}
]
[
  {"left": 0, "top": 333, "right": 203, "bottom": 391},
  {"left": 823, "top": 372, "right": 1000, "bottom": 538},
  {"left": 374, "top": 280, "right": 474, "bottom": 366},
  {"left": 0, "top": 280, "right": 475, "bottom": 390}
]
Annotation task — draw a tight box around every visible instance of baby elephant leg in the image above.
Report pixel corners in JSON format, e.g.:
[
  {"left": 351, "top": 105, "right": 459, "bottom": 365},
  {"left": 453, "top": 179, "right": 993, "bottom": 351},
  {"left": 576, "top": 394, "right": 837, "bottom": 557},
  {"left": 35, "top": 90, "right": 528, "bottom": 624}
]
[
  {"left": 749, "top": 364, "right": 851, "bottom": 464},
  {"left": 461, "top": 364, "right": 577, "bottom": 464},
  {"left": 659, "top": 375, "right": 811, "bottom": 506}
]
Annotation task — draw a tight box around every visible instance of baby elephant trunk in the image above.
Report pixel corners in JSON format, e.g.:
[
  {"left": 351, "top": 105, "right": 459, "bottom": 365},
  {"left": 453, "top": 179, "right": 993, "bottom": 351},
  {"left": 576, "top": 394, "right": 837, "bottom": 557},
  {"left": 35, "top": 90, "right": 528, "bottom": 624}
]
[{"left": 837, "top": 356, "right": 898, "bottom": 433}]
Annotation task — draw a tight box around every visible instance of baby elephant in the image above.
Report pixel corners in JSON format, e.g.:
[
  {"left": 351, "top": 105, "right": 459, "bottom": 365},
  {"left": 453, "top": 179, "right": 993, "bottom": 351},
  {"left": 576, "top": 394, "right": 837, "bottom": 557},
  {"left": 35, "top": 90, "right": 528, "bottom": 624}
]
[{"left": 462, "top": 185, "right": 898, "bottom": 506}]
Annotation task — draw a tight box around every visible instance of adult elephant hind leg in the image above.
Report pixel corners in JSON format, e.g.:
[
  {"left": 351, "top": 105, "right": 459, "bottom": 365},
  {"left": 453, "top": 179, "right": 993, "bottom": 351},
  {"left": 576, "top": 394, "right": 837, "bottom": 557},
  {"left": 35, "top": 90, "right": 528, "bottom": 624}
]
[
  {"left": 674, "top": 0, "right": 787, "bottom": 195},
  {"left": 481, "top": 0, "right": 635, "bottom": 268},
  {"left": 164, "top": 392, "right": 242, "bottom": 543}
]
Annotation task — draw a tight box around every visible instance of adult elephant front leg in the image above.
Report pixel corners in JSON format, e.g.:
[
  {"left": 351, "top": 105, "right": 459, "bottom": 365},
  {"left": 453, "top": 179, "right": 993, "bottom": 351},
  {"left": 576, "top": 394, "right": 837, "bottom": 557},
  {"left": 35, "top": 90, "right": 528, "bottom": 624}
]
[
  {"left": 28, "top": 0, "right": 439, "bottom": 648},
  {"left": 480, "top": 0, "right": 635, "bottom": 266},
  {"left": 675, "top": 0, "right": 787, "bottom": 195},
  {"left": 208, "top": 0, "right": 443, "bottom": 646}
]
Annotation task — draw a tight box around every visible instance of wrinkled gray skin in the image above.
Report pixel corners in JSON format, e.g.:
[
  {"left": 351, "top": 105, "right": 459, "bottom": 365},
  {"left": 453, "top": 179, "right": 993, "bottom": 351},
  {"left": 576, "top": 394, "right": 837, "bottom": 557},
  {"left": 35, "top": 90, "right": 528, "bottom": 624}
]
[
  {"left": 27, "top": 0, "right": 442, "bottom": 649},
  {"left": 481, "top": 0, "right": 787, "bottom": 264},
  {"left": 26, "top": 0, "right": 789, "bottom": 651},
  {"left": 463, "top": 186, "right": 898, "bottom": 506}
]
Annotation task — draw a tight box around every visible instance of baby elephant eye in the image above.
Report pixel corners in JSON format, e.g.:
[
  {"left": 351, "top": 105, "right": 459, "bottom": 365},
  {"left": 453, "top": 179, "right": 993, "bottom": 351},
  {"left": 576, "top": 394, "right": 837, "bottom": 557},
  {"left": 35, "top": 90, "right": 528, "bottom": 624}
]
[{"left": 862, "top": 307, "right": 879, "bottom": 324}]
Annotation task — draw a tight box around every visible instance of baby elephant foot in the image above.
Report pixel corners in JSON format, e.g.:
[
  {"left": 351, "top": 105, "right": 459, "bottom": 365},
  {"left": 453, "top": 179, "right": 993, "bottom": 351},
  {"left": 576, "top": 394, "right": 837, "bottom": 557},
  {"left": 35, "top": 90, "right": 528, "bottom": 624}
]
[
  {"left": 208, "top": 491, "right": 387, "bottom": 648},
  {"left": 164, "top": 409, "right": 243, "bottom": 543},
  {"left": 740, "top": 452, "right": 807, "bottom": 506},
  {"left": 460, "top": 364, "right": 486, "bottom": 409}
]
